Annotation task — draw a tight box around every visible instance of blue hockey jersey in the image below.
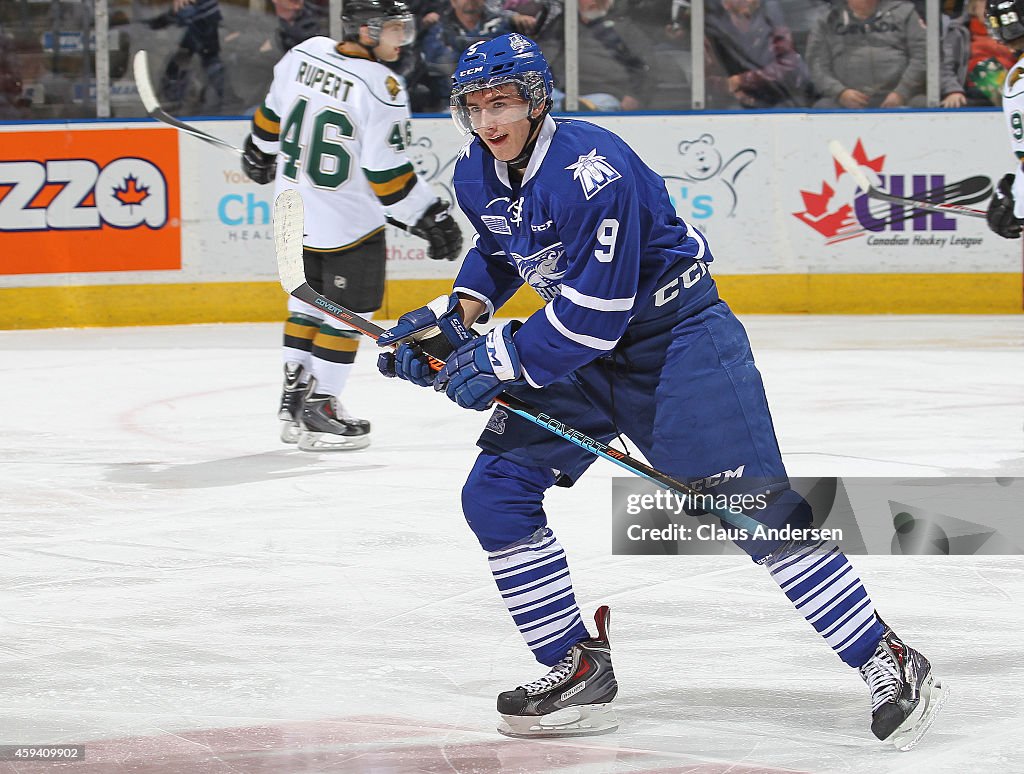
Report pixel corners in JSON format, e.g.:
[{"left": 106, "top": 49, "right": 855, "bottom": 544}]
[{"left": 453, "top": 116, "right": 716, "bottom": 387}]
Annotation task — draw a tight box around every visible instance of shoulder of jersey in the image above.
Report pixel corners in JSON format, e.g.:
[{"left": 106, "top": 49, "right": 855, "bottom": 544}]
[
  {"left": 292, "top": 36, "right": 409, "bottom": 107},
  {"left": 1006, "top": 58, "right": 1024, "bottom": 99},
  {"left": 453, "top": 136, "right": 485, "bottom": 177},
  {"left": 542, "top": 119, "right": 630, "bottom": 201}
]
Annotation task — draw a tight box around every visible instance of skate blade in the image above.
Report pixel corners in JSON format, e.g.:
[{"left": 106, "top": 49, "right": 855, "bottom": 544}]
[
  {"left": 280, "top": 421, "right": 301, "bottom": 444},
  {"left": 497, "top": 704, "right": 618, "bottom": 739},
  {"left": 891, "top": 674, "right": 949, "bottom": 751},
  {"left": 297, "top": 431, "right": 371, "bottom": 452}
]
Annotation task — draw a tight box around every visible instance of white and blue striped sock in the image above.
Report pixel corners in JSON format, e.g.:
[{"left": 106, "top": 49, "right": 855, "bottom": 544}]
[
  {"left": 765, "top": 540, "right": 884, "bottom": 668},
  {"left": 487, "top": 528, "right": 591, "bottom": 666}
]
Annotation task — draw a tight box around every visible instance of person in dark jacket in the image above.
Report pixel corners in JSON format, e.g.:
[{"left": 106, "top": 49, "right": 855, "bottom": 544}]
[{"left": 538, "top": 0, "right": 654, "bottom": 110}]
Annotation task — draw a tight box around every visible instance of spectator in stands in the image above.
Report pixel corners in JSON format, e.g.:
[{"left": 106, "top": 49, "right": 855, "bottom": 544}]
[
  {"left": 148, "top": 0, "right": 230, "bottom": 112},
  {"left": 704, "top": 0, "right": 816, "bottom": 108},
  {"left": 0, "top": 35, "right": 31, "bottom": 120},
  {"left": 272, "top": 0, "right": 328, "bottom": 53},
  {"left": 538, "top": 0, "right": 654, "bottom": 110},
  {"left": 420, "top": 0, "right": 517, "bottom": 107},
  {"left": 805, "top": 0, "right": 927, "bottom": 108},
  {"left": 940, "top": 0, "right": 1017, "bottom": 106},
  {"left": 491, "top": 0, "right": 546, "bottom": 33}
]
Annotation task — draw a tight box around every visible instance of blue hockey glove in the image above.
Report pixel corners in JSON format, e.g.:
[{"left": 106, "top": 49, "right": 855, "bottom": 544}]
[
  {"left": 376, "top": 294, "right": 473, "bottom": 386},
  {"left": 433, "top": 321, "right": 525, "bottom": 411},
  {"left": 377, "top": 342, "right": 435, "bottom": 386}
]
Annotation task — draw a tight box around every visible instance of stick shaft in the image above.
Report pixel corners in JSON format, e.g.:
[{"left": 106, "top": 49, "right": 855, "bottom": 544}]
[
  {"left": 273, "top": 189, "right": 764, "bottom": 533},
  {"left": 828, "top": 139, "right": 987, "bottom": 219},
  {"left": 133, "top": 50, "right": 244, "bottom": 154}
]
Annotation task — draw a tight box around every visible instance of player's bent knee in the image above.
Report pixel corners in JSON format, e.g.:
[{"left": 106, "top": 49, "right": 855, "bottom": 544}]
[
  {"left": 462, "top": 453, "right": 556, "bottom": 551},
  {"left": 731, "top": 484, "right": 813, "bottom": 562}
]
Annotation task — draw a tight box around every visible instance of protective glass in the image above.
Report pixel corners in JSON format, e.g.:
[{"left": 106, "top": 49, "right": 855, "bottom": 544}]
[
  {"left": 374, "top": 15, "right": 416, "bottom": 46},
  {"left": 451, "top": 79, "right": 531, "bottom": 135}
]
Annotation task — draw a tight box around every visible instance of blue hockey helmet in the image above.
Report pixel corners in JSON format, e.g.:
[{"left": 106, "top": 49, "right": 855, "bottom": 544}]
[{"left": 450, "top": 33, "right": 554, "bottom": 135}]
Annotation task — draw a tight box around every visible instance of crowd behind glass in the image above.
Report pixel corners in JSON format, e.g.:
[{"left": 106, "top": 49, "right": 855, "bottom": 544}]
[{"left": 0, "top": 0, "right": 1012, "bottom": 120}]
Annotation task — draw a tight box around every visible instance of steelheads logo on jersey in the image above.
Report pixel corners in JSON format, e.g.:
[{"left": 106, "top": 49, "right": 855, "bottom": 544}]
[
  {"left": 566, "top": 149, "right": 621, "bottom": 200},
  {"left": 793, "top": 139, "right": 992, "bottom": 248},
  {"left": 0, "top": 128, "right": 181, "bottom": 274}
]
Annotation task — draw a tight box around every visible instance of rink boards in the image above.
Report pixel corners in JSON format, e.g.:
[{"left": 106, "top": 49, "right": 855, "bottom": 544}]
[{"left": 1, "top": 111, "right": 1021, "bottom": 327}]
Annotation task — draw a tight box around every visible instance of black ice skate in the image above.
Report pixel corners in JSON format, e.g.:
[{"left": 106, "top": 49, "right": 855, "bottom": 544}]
[
  {"left": 278, "top": 363, "right": 307, "bottom": 444},
  {"left": 858, "top": 616, "right": 947, "bottom": 750},
  {"left": 497, "top": 605, "right": 618, "bottom": 738},
  {"left": 298, "top": 378, "right": 370, "bottom": 452}
]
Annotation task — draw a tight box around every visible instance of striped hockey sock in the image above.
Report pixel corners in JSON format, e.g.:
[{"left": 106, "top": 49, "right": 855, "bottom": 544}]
[
  {"left": 487, "top": 528, "right": 591, "bottom": 666},
  {"left": 764, "top": 540, "right": 884, "bottom": 668}
]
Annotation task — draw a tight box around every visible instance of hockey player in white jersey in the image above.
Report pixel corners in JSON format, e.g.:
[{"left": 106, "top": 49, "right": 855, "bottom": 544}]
[
  {"left": 985, "top": 0, "right": 1024, "bottom": 238},
  {"left": 242, "top": 0, "right": 463, "bottom": 450}
]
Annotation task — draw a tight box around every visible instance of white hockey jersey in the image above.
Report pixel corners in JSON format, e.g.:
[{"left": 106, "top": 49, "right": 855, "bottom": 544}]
[
  {"left": 251, "top": 37, "right": 435, "bottom": 249},
  {"left": 1001, "top": 53, "right": 1024, "bottom": 218}
]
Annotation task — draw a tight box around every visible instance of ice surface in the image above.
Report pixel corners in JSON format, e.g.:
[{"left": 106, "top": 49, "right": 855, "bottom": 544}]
[{"left": 1, "top": 316, "right": 1022, "bottom": 773}]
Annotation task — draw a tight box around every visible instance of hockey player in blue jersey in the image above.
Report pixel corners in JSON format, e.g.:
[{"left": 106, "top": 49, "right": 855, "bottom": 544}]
[{"left": 376, "top": 33, "right": 945, "bottom": 746}]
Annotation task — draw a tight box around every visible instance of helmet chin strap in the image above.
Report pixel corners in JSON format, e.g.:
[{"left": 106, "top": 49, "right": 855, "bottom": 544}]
[{"left": 507, "top": 113, "right": 545, "bottom": 170}]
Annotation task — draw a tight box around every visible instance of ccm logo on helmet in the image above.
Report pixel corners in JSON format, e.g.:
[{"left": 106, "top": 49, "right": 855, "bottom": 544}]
[{"left": 458, "top": 66, "right": 485, "bottom": 77}]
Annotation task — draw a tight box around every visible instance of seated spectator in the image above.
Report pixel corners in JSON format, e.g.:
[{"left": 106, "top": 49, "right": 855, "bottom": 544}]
[
  {"left": 272, "top": 0, "right": 328, "bottom": 53},
  {"left": 148, "top": 0, "right": 231, "bottom": 112},
  {"left": 538, "top": 0, "right": 654, "bottom": 111},
  {"left": 704, "top": 0, "right": 816, "bottom": 108},
  {"left": 420, "top": 0, "right": 516, "bottom": 107},
  {"left": 941, "top": 0, "right": 1017, "bottom": 106},
  {"left": 486, "top": 0, "right": 543, "bottom": 33},
  {"left": 806, "top": 0, "right": 927, "bottom": 108},
  {"left": 408, "top": 0, "right": 448, "bottom": 32},
  {"left": 0, "top": 35, "right": 31, "bottom": 120}
]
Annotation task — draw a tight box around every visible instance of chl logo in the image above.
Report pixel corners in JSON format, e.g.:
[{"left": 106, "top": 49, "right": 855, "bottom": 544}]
[{"left": 0, "top": 157, "right": 168, "bottom": 232}]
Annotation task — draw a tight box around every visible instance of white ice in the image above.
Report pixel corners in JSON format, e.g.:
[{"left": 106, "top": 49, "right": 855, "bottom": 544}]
[{"left": 1, "top": 315, "right": 1022, "bottom": 774}]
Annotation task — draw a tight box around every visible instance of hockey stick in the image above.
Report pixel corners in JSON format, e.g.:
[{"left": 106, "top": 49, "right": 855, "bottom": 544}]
[
  {"left": 829, "top": 175, "right": 993, "bottom": 241},
  {"left": 828, "top": 140, "right": 987, "bottom": 219},
  {"left": 273, "top": 189, "right": 764, "bottom": 534},
  {"left": 133, "top": 49, "right": 244, "bottom": 153}
]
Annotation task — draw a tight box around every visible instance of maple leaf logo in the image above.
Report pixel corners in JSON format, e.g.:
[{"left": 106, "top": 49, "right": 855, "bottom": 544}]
[
  {"left": 833, "top": 139, "right": 885, "bottom": 186},
  {"left": 112, "top": 175, "right": 149, "bottom": 208},
  {"left": 792, "top": 139, "right": 885, "bottom": 243}
]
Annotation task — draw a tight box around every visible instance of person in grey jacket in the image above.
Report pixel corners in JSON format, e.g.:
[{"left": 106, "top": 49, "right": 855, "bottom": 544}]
[
  {"left": 806, "top": 0, "right": 927, "bottom": 108},
  {"left": 704, "top": 0, "right": 816, "bottom": 108}
]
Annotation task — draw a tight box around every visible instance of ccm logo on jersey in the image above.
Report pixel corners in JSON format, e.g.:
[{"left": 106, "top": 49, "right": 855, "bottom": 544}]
[
  {"left": 653, "top": 261, "right": 707, "bottom": 307},
  {"left": 0, "top": 157, "right": 168, "bottom": 232},
  {"left": 689, "top": 465, "right": 746, "bottom": 491}
]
